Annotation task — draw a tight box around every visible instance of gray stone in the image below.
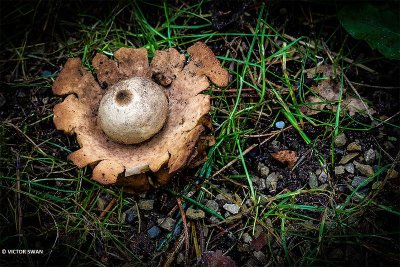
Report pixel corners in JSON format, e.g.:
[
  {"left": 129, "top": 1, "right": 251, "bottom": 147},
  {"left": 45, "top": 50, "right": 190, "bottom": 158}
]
[
  {"left": 347, "top": 142, "right": 362, "bottom": 152},
  {"left": 269, "top": 140, "right": 281, "bottom": 152},
  {"left": 266, "top": 172, "right": 282, "bottom": 191},
  {"left": 344, "top": 163, "right": 355, "bottom": 174},
  {"left": 205, "top": 200, "right": 219, "bottom": 212},
  {"left": 253, "top": 176, "right": 267, "bottom": 191},
  {"left": 339, "top": 153, "right": 359, "bottom": 164},
  {"left": 243, "top": 233, "right": 253, "bottom": 243},
  {"left": 354, "top": 161, "right": 374, "bottom": 177},
  {"left": 352, "top": 176, "right": 366, "bottom": 188},
  {"left": 138, "top": 200, "right": 154, "bottom": 210},
  {"left": 147, "top": 226, "right": 161, "bottom": 239},
  {"left": 209, "top": 216, "right": 219, "bottom": 224},
  {"left": 334, "top": 133, "right": 347, "bottom": 147},
  {"left": 318, "top": 171, "right": 328, "bottom": 183},
  {"left": 223, "top": 203, "right": 240, "bottom": 214},
  {"left": 315, "top": 169, "right": 322, "bottom": 175},
  {"left": 364, "top": 149, "right": 376, "bottom": 164},
  {"left": 308, "top": 172, "right": 318, "bottom": 188},
  {"left": 386, "top": 169, "right": 399, "bottom": 179},
  {"left": 186, "top": 208, "right": 205, "bottom": 220},
  {"left": 253, "top": 251, "right": 266, "bottom": 262},
  {"left": 158, "top": 217, "right": 176, "bottom": 231},
  {"left": 334, "top": 166, "right": 345, "bottom": 176},
  {"left": 258, "top": 162, "right": 270, "bottom": 178},
  {"left": 125, "top": 208, "right": 137, "bottom": 224},
  {"left": 372, "top": 181, "right": 383, "bottom": 190}
]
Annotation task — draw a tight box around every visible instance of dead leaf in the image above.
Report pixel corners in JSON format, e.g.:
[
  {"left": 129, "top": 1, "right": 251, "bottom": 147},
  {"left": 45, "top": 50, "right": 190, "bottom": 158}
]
[
  {"left": 301, "top": 95, "right": 327, "bottom": 115},
  {"left": 271, "top": 150, "right": 298, "bottom": 169},
  {"left": 201, "top": 250, "right": 237, "bottom": 267},
  {"left": 304, "top": 64, "right": 338, "bottom": 79},
  {"left": 311, "top": 79, "right": 344, "bottom": 101},
  {"left": 341, "top": 96, "right": 376, "bottom": 116}
]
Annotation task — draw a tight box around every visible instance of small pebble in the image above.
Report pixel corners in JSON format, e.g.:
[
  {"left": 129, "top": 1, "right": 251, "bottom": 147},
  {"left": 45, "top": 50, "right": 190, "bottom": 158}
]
[
  {"left": 268, "top": 140, "right": 283, "bottom": 152},
  {"left": 257, "top": 162, "right": 270, "bottom": 178},
  {"left": 334, "top": 166, "right": 345, "bottom": 176},
  {"left": 353, "top": 161, "right": 374, "bottom": 177},
  {"left": 205, "top": 200, "right": 219, "bottom": 211},
  {"left": 125, "top": 209, "right": 137, "bottom": 224},
  {"left": 344, "top": 163, "right": 355, "bottom": 174},
  {"left": 41, "top": 70, "right": 53, "bottom": 78},
  {"left": 243, "top": 233, "right": 253, "bottom": 243},
  {"left": 339, "top": 153, "right": 359, "bottom": 164},
  {"left": 308, "top": 172, "right": 318, "bottom": 188},
  {"left": 253, "top": 251, "right": 266, "bottom": 262},
  {"left": 253, "top": 176, "right": 267, "bottom": 191},
  {"left": 158, "top": 217, "right": 176, "bottom": 231},
  {"left": 275, "top": 121, "right": 285, "bottom": 129},
  {"left": 386, "top": 169, "right": 398, "bottom": 179},
  {"left": 186, "top": 208, "right": 205, "bottom": 220},
  {"left": 364, "top": 149, "right": 376, "bottom": 164},
  {"left": 138, "top": 200, "right": 154, "bottom": 210},
  {"left": 347, "top": 142, "right": 362, "bottom": 152},
  {"left": 318, "top": 171, "right": 328, "bottom": 183},
  {"left": 223, "top": 203, "right": 240, "bottom": 214},
  {"left": 147, "top": 226, "right": 161, "bottom": 239},
  {"left": 352, "top": 176, "right": 366, "bottom": 188},
  {"left": 266, "top": 172, "right": 281, "bottom": 191},
  {"left": 334, "top": 133, "right": 347, "bottom": 147},
  {"left": 372, "top": 181, "right": 383, "bottom": 190}
]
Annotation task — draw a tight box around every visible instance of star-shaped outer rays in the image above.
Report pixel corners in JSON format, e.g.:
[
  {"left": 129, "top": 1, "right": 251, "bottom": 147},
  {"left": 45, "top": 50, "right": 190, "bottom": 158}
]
[{"left": 52, "top": 42, "right": 228, "bottom": 192}]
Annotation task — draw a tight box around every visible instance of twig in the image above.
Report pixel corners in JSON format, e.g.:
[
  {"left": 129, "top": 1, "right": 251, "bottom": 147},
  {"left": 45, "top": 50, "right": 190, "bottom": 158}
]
[
  {"left": 163, "top": 228, "right": 186, "bottom": 267},
  {"left": 177, "top": 197, "right": 189, "bottom": 265},
  {"left": 12, "top": 149, "right": 22, "bottom": 240},
  {"left": 210, "top": 127, "right": 290, "bottom": 179},
  {"left": 372, "top": 111, "right": 400, "bottom": 128},
  {"left": 321, "top": 42, "right": 375, "bottom": 121},
  {"left": 99, "top": 197, "right": 117, "bottom": 220},
  {"left": 343, "top": 74, "right": 375, "bottom": 121},
  {"left": 6, "top": 122, "right": 47, "bottom": 156},
  {"left": 350, "top": 82, "right": 400, "bottom": 90},
  {"left": 282, "top": 33, "right": 377, "bottom": 74}
]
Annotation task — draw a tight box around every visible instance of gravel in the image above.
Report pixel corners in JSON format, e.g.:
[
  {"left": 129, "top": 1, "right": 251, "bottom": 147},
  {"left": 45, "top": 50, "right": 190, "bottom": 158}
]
[
  {"left": 257, "top": 162, "right": 270, "bottom": 178},
  {"left": 308, "top": 172, "right": 318, "bottom": 188},
  {"left": 334, "top": 133, "right": 347, "bottom": 147},
  {"left": 158, "top": 217, "right": 176, "bottom": 231},
  {"left": 344, "top": 163, "right": 355, "bottom": 174},
  {"left": 266, "top": 172, "right": 282, "bottom": 191},
  {"left": 138, "top": 200, "right": 154, "bottom": 210},
  {"left": 353, "top": 161, "right": 374, "bottom": 177},
  {"left": 347, "top": 142, "right": 362, "bottom": 152},
  {"left": 334, "top": 165, "right": 345, "bottom": 176},
  {"left": 339, "top": 153, "right": 359, "bottom": 164},
  {"left": 364, "top": 148, "right": 376, "bottom": 164},
  {"left": 223, "top": 203, "right": 240, "bottom": 214},
  {"left": 186, "top": 208, "right": 205, "bottom": 220},
  {"left": 148, "top": 226, "right": 161, "bottom": 239}
]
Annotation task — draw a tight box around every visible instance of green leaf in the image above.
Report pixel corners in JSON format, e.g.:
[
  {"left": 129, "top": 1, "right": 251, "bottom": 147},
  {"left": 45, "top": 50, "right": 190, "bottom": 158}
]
[{"left": 338, "top": 4, "right": 400, "bottom": 60}]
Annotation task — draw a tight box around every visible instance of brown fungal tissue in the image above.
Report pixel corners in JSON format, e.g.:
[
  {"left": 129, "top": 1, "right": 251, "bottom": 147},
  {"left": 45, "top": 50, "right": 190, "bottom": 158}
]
[{"left": 52, "top": 42, "right": 228, "bottom": 192}]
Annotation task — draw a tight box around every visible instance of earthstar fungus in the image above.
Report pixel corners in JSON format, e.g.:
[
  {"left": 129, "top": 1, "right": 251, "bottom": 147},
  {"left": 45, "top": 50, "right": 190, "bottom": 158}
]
[{"left": 52, "top": 42, "right": 228, "bottom": 192}]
